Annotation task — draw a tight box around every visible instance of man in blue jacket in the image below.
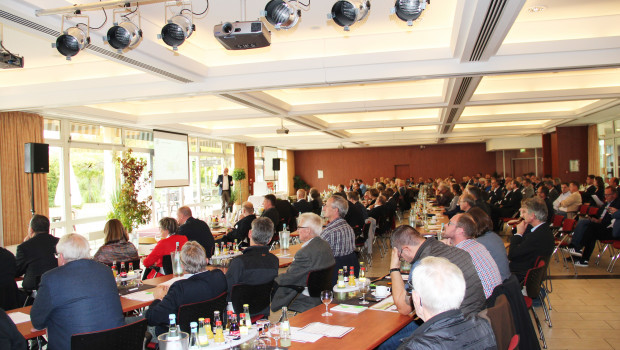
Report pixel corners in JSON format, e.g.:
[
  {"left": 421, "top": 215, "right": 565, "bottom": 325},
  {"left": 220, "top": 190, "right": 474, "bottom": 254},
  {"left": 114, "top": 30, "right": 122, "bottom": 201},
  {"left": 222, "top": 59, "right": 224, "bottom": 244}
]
[{"left": 31, "top": 234, "right": 124, "bottom": 350}]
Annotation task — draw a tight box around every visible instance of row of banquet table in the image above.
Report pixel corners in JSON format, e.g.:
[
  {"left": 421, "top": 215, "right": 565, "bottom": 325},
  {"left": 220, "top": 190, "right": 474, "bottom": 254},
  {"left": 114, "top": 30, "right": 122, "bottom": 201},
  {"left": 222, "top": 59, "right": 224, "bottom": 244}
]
[{"left": 9, "top": 205, "right": 455, "bottom": 348}]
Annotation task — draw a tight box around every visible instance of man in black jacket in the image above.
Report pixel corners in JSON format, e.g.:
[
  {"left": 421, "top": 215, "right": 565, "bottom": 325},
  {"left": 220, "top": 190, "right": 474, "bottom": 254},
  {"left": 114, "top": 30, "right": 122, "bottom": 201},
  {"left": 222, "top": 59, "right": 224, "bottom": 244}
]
[
  {"left": 146, "top": 241, "right": 227, "bottom": 337},
  {"left": 398, "top": 257, "right": 496, "bottom": 350},
  {"left": 225, "top": 217, "right": 279, "bottom": 317},
  {"left": 261, "top": 194, "right": 280, "bottom": 234},
  {"left": 217, "top": 201, "right": 256, "bottom": 245},
  {"left": 0, "top": 248, "right": 19, "bottom": 310},
  {"left": 15, "top": 214, "right": 58, "bottom": 293},
  {"left": 508, "top": 197, "right": 555, "bottom": 282},
  {"left": 292, "top": 189, "right": 313, "bottom": 216},
  {"left": 177, "top": 206, "right": 215, "bottom": 257},
  {"left": 214, "top": 167, "right": 233, "bottom": 216}
]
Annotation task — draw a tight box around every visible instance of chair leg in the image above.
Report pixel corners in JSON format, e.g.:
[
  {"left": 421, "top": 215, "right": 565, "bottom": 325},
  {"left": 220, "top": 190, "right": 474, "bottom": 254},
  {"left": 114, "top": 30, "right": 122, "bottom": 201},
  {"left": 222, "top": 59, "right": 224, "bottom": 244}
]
[
  {"left": 608, "top": 250, "right": 620, "bottom": 273},
  {"left": 595, "top": 242, "right": 608, "bottom": 266},
  {"left": 530, "top": 306, "right": 547, "bottom": 349},
  {"left": 539, "top": 291, "right": 552, "bottom": 327}
]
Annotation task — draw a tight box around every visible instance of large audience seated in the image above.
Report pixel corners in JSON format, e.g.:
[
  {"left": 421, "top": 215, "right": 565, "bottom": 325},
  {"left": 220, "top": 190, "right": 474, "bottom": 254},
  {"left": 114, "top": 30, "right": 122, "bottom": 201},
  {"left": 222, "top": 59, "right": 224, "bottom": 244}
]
[{"left": 9, "top": 171, "right": 620, "bottom": 350}]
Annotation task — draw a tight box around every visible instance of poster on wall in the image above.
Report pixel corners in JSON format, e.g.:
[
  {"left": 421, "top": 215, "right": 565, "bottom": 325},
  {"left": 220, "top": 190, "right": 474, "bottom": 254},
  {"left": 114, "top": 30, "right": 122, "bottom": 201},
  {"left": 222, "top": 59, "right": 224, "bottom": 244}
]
[{"left": 569, "top": 160, "right": 579, "bottom": 172}]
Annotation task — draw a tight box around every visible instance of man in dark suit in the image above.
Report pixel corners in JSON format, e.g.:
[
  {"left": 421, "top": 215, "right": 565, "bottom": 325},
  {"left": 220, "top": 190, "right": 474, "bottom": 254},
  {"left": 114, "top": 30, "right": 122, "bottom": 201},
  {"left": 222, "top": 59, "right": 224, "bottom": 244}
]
[
  {"left": 488, "top": 178, "right": 504, "bottom": 206},
  {"left": 0, "top": 309, "right": 27, "bottom": 350},
  {"left": 177, "top": 206, "right": 215, "bottom": 257},
  {"left": 146, "top": 241, "right": 227, "bottom": 337},
  {"left": 508, "top": 198, "right": 555, "bottom": 282},
  {"left": 0, "top": 248, "right": 19, "bottom": 310},
  {"left": 344, "top": 192, "right": 365, "bottom": 235},
  {"left": 582, "top": 175, "right": 596, "bottom": 204},
  {"left": 217, "top": 201, "right": 256, "bottom": 245},
  {"left": 214, "top": 167, "right": 234, "bottom": 216},
  {"left": 225, "top": 217, "right": 278, "bottom": 317},
  {"left": 571, "top": 186, "right": 620, "bottom": 266},
  {"left": 275, "top": 198, "right": 297, "bottom": 232},
  {"left": 293, "top": 189, "right": 313, "bottom": 216},
  {"left": 271, "top": 213, "right": 335, "bottom": 313},
  {"left": 15, "top": 214, "right": 59, "bottom": 293},
  {"left": 261, "top": 194, "right": 280, "bottom": 234},
  {"left": 31, "top": 234, "right": 124, "bottom": 350}
]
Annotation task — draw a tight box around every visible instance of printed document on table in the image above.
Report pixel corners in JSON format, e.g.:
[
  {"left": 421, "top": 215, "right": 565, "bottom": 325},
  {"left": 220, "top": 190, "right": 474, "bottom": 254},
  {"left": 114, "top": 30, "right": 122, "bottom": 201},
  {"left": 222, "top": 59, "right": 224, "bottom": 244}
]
[
  {"left": 300, "top": 322, "right": 354, "bottom": 338},
  {"left": 123, "top": 290, "right": 155, "bottom": 302},
  {"left": 8, "top": 312, "right": 30, "bottom": 324},
  {"left": 290, "top": 326, "right": 323, "bottom": 343}
]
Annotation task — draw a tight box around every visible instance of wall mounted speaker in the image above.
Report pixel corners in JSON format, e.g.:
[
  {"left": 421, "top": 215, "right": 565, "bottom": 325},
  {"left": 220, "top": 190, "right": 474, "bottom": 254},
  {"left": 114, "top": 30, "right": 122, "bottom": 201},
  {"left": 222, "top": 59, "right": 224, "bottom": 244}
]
[{"left": 272, "top": 158, "right": 281, "bottom": 171}]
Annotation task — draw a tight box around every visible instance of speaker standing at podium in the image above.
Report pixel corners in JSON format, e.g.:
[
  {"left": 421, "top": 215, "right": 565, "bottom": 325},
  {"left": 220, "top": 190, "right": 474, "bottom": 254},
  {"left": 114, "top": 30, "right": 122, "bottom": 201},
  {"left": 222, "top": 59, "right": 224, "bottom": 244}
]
[{"left": 215, "top": 168, "right": 234, "bottom": 217}]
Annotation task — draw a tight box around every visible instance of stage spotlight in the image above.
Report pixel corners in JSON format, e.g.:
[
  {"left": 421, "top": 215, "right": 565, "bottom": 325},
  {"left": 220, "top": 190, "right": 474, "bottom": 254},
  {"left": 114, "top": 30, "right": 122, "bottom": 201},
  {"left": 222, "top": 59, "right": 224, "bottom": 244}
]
[
  {"left": 392, "top": 0, "right": 428, "bottom": 26},
  {"left": 106, "top": 20, "right": 142, "bottom": 52},
  {"left": 52, "top": 15, "right": 90, "bottom": 60},
  {"left": 328, "top": 0, "right": 370, "bottom": 31},
  {"left": 262, "top": 0, "right": 301, "bottom": 30},
  {"left": 158, "top": 1, "right": 195, "bottom": 51},
  {"left": 105, "top": 8, "right": 142, "bottom": 53}
]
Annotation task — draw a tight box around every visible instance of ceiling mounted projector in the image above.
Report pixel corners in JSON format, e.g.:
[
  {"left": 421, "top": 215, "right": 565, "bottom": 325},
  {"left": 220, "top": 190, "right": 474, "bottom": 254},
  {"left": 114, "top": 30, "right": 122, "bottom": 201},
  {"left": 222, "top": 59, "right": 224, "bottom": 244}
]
[
  {"left": 392, "top": 0, "right": 428, "bottom": 26},
  {"left": 329, "top": 0, "right": 371, "bottom": 31},
  {"left": 106, "top": 19, "right": 143, "bottom": 53},
  {"left": 262, "top": 0, "right": 301, "bottom": 30},
  {"left": 214, "top": 21, "right": 271, "bottom": 50},
  {"left": 276, "top": 126, "right": 290, "bottom": 134}
]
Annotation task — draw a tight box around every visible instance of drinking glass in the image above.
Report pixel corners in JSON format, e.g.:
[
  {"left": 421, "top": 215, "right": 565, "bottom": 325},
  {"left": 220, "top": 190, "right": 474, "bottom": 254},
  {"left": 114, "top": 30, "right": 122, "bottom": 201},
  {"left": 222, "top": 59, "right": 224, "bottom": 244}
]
[
  {"left": 321, "top": 290, "right": 333, "bottom": 316},
  {"left": 358, "top": 279, "right": 370, "bottom": 305},
  {"left": 269, "top": 323, "right": 281, "bottom": 349},
  {"left": 256, "top": 319, "right": 271, "bottom": 340}
]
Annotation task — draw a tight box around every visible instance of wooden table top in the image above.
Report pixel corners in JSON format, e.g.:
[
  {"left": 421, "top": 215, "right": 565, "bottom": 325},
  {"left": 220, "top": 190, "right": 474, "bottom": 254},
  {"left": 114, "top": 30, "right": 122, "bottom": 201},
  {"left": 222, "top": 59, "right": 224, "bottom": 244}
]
[
  {"left": 288, "top": 304, "right": 412, "bottom": 349},
  {"left": 414, "top": 210, "right": 449, "bottom": 236},
  {"left": 272, "top": 243, "right": 303, "bottom": 268}
]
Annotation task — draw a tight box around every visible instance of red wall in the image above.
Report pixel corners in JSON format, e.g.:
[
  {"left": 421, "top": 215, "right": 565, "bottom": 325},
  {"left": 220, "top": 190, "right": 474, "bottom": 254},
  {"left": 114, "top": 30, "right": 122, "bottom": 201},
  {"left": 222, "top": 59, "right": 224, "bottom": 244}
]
[{"left": 294, "top": 143, "right": 496, "bottom": 190}]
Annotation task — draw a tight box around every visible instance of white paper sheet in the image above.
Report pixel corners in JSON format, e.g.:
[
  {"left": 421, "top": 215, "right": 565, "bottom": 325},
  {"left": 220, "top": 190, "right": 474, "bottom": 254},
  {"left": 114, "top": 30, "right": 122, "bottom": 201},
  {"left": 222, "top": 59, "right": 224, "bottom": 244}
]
[
  {"left": 8, "top": 312, "right": 30, "bottom": 324},
  {"left": 299, "top": 322, "right": 354, "bottom": 338},
  {"left": 290, "top": 326, "right": 323, "bottom": 343},
  {"left": 123, "top": 290, "right": 155, "bottom": 302}
]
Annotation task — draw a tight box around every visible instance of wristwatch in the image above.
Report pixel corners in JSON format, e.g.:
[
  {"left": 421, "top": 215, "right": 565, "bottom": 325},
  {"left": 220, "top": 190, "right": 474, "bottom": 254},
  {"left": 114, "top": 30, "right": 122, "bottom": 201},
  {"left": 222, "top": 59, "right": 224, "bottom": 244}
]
[{"left": 389, "top": 268, "right": 401, "bottom": 273}]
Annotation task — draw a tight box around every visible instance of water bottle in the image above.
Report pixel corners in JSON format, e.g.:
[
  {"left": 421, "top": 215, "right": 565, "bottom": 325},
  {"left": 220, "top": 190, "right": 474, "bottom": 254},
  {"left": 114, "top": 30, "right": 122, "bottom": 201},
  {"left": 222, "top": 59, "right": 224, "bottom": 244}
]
[
  {"left": 280, "top": 307, "right": 291, "bottom": 347},
  {"left": 168, "top": 314, "right": 180, "bottom": 340},
  {"left": 188, "top": 322, "right": 199, "bottom": 349}
]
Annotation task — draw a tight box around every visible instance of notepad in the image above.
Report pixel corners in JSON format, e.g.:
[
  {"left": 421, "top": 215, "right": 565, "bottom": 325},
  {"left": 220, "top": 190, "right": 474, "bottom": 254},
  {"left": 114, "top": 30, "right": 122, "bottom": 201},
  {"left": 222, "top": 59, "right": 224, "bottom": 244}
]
[
  {"left": 330, "top": 304, "right": 368, "bottom": 314},
  {"left": 123, "top": 290, "right": 155, "bottom": 302},
  {"left": 371, "top": 296, "right": 398, "bottom": 312},
  {"left": 299, "top": 322, "right": 354, "bottom": 338},
  {"left": 8, "top": 312, "right": 30, "bottom": 324}
]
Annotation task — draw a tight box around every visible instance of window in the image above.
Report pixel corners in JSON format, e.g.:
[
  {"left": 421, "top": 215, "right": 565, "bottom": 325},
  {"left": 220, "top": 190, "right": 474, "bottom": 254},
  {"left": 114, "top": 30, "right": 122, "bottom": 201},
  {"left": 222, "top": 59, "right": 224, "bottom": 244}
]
[
  {"left": 44, "top": 119, "right": 61, "bottom": 139},
  {"left": 48, "top": 146, "right": 65, "bottom": 222},
  {"left": 70, "top": 122, "right": 121, "bottom": 144},
  {"left": 125, "top": 129, "right": 153, "bottom": 149}
]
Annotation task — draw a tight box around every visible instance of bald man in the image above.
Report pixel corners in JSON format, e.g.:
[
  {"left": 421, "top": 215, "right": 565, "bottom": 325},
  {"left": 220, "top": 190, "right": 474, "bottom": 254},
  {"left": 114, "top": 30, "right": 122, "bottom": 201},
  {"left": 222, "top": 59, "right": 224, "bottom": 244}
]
[{"left": 215, "top": 168, "right": 234, "bottom": 216}]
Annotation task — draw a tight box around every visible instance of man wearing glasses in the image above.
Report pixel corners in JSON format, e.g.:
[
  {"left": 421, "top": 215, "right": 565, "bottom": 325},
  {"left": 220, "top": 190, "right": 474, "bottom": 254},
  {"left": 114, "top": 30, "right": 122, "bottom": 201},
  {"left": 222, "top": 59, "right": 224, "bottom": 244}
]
[{"left": 376, "top": 225, "right": 485, "bottom": 350}]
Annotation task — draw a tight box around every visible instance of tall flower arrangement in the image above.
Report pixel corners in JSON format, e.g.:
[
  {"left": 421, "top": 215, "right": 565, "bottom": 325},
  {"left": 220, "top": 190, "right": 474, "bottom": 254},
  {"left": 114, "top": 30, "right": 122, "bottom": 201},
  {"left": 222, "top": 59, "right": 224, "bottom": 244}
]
[{"left": 108, "top": 149, "right": 152, "bottom": 232}]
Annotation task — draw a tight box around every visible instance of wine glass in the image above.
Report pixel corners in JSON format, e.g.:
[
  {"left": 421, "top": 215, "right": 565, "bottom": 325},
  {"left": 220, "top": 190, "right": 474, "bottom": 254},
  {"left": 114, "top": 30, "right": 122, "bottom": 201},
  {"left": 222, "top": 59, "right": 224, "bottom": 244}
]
[
  {"left": 269, "top": 323, "right": 281, "bottom": 349},
  {"left": 358, "top": 279, "right": 370, "bottom": 305},
  {"left": 256, "top": 319, "right": 271, "bottom": 340},
  {"left": 321, "top": 290, "right": 333, "bottom": 316}
]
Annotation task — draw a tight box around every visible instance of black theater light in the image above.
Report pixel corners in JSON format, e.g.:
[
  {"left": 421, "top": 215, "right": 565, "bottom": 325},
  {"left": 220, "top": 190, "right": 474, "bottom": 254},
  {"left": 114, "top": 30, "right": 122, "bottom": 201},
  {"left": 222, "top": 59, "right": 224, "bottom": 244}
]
[
  {"left": 328, "top": 0, "right": 370, "bottom": 31},
  {"left": 262, "top": 0, "right": 301, "bottom": 30}
]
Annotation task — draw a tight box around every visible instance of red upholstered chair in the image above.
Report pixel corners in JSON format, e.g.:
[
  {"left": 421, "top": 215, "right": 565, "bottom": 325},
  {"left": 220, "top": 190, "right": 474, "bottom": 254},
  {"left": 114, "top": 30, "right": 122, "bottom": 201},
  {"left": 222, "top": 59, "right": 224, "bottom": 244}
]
[
  {"left": 553, "top": 218, "right": 578, "bottom": 275},
  {"left": 522, "top": 259, "right": 549, "bottom": 349}
]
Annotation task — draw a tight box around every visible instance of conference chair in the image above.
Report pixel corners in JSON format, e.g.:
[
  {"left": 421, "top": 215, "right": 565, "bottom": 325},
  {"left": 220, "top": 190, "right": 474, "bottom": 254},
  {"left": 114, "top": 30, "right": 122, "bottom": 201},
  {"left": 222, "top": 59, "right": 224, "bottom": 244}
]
[
  {"left": 606, "top": 240, "right": 620, "bottom": 272},
  {"left": 355, "top": 221, "right": 373, "bottom": 267},
  {"left": 177, "top": 292, "right": 227, "bottom": 333},
  {"left": 553, "top": 218, "right": 578, "bottom": 275},
  {"left": 279, "top": 264, "right": 335, "bottom": 314},
  {"left": 71, "top": 318, "right": 147, "bottom": 350},
  {"left": 230, "top": 281, "right": 275, "bottom": 322},
  {"left": 522, "top": 259, "right": 550, "bottom": 349}
]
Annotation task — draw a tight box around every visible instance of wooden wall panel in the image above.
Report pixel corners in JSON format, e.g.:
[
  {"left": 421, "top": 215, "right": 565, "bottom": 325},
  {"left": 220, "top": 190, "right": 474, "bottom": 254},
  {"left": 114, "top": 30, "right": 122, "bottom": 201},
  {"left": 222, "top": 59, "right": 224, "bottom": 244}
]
[
  {"left": 287, "top": 150, "right": 295, "bottom": 196},
  {"left": 556, "top": 126, "right": 589, "bottom": 183},
  {"left": 294, "top": 143, "right": 496, "bottom": 189},
  {"left": 588, "top": 125, "right": 600, "bottom": 176},
  {"left": 246, "top": 146, "right": 255, "bottom": 196},
  {"left": 542, "top": 133, "right": 552, "bottom": 177},
  {"left": 0, "top": 112, "right": 48, "bottom": 246}
]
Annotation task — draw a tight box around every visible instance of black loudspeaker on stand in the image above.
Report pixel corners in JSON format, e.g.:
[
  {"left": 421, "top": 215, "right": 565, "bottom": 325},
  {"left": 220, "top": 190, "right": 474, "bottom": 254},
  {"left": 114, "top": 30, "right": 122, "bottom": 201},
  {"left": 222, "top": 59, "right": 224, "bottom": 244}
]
[
  {"left": 25, "top": 143, "right": 49, "bottom": 216},
  {"left": 272, "top": 158, "right": 280, "bottom": 171}
]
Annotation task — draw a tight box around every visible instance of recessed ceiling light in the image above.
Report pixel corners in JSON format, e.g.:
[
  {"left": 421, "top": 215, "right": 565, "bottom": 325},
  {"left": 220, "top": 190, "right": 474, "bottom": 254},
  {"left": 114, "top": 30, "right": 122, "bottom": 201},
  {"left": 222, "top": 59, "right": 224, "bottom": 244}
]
[{"left": 527, "top": 6, "right": 547, "bottom": 13}]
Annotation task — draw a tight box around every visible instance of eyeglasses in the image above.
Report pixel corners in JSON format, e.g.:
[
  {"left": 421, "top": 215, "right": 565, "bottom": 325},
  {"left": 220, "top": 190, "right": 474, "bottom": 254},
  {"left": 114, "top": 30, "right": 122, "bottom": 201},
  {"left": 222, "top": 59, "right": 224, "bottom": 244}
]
[
  {"left": 298, "top": 226, "right": 309, "bottom": 229},
  {"left": 447, "top": 221, "right": 455, "bottom": 226}
]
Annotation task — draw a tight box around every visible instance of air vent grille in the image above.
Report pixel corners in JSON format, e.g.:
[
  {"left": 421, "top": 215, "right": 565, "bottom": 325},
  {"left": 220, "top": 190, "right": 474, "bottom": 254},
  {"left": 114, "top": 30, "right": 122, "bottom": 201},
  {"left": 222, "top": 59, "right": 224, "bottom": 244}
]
[{"left": 469, "top": 0, "right": 507, "bottom": 61}]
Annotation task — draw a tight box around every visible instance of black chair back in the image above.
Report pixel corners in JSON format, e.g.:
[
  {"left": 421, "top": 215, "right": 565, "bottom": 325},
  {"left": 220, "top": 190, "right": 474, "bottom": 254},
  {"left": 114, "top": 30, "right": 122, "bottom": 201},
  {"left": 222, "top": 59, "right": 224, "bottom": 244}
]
[
  {"left": 332, "top": 252, "right": 360, "bottom": 286},
  {"left": 230, "top": 281, "right": 275, "bottom": 316},
  {"left": 71, "top": 318, "right": 147, "bottom": 350},
  {"left": 523, "top": 259, "right": 546, "bottom": 299},
  {"left": 162, "top": 255, "right": 173, "bottom": 275},
  {"left": 178, "top": 292, "right": 227, "bottom": 333},
  {"left": 307, "top": 265, "right": 336, "bottom": 297}
]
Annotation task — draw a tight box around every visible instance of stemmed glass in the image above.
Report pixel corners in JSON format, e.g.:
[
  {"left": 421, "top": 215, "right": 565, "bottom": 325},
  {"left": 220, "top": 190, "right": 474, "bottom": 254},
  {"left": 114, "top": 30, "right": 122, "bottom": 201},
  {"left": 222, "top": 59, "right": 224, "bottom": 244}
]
[
  {"left": 269, "top": 323, "right": 281, "bottom": 349},
  {"left": 358, "top": 279, "right": 370, "bottom": 305},
  {"left": 321, "top": 290, "right": 333, "bottom": 316}
]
